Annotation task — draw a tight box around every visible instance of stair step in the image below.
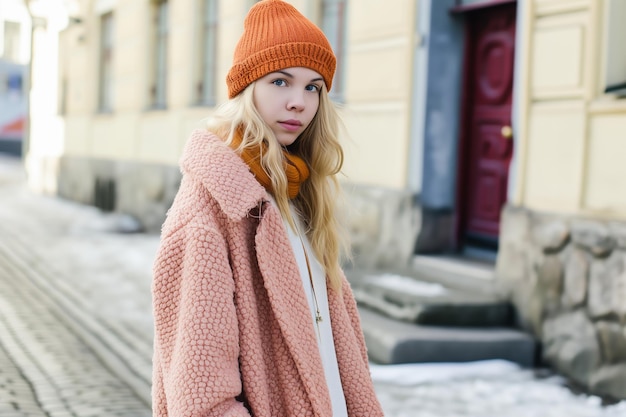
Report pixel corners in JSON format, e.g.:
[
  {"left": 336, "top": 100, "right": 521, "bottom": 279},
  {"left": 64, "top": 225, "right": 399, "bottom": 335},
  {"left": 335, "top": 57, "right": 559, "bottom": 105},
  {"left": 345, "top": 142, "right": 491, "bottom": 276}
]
[
  {"left": 359, "top": 307, "right": 537, "bottom": 367},
  {"left": 347, "top": 268, "right": 513, "bottom": 327},
  {"left": 411, "top": 254, "right": 496, "bottom": 289}
]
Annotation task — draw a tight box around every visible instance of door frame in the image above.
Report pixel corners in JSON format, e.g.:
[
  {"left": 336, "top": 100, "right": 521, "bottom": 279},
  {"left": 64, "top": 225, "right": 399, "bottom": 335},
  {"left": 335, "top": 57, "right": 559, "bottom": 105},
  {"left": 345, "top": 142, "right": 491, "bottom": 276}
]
[
  {"left": 450, "top": 0, "right": 517, "bottom": 14},
  {"left": 452, "top": 0, "right": 519, "bottom": 252}
]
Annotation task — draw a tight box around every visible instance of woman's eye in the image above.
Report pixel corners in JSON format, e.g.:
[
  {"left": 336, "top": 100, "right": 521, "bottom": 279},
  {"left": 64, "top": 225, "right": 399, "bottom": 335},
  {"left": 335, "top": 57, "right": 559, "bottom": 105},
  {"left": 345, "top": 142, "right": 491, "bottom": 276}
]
[
  {"left": 306, "top": 84, "right": 320, "bottom": 92},
  {"left": 272, "top": 79, "right": 287, "bottom": 87}
]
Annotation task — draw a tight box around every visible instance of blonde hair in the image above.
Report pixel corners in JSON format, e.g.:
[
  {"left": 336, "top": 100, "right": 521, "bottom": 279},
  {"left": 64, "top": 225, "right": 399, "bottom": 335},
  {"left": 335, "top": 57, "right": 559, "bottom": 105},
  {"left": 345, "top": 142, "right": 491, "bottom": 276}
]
[{"left": 206, "top": 83, "right": 349, "bottom": 290}]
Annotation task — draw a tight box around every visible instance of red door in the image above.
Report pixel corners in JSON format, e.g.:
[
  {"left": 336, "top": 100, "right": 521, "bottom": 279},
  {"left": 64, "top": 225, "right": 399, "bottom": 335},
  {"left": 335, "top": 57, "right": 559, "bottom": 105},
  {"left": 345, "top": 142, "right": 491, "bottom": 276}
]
[{"left": 459, "top": 3, "right": 516, "bottom": 246}]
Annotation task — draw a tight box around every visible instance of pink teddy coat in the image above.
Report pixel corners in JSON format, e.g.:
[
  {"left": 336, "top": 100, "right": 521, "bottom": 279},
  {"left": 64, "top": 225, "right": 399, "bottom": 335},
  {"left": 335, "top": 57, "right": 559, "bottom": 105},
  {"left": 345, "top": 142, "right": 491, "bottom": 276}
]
[{"left": 151, "top": 130, "right": 384, "bottom": 417}]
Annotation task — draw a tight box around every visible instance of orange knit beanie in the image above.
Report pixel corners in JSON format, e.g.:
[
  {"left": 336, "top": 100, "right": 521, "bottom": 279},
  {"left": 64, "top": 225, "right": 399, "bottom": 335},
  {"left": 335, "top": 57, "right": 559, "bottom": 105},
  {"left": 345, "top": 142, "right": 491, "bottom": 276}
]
[{"left": 226, "top": 0, "right": 337, "bottom": 98}]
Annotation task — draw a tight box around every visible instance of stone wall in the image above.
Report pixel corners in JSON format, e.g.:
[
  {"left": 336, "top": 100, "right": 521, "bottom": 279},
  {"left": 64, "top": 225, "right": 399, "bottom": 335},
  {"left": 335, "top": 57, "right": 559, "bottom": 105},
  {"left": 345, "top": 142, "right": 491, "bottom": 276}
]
[
  {"left": 339, "top": 184, "right": 422, "bottom": 270},
  {"left": 497, "top": 205, "right": 626, "bottom": 400},
  {"left": 56, "top": 156, "right": 425, "bottom": 271},
  {"left": 57, "top": 156, "right": 181, "bottom": 233}
]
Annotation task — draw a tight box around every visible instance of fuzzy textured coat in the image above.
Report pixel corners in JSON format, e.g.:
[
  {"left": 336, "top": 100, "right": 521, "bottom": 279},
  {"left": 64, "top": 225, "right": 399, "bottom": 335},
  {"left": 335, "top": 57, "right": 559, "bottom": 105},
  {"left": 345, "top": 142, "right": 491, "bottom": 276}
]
[{"left": 152, "top": 130, "right": 384, "bottom": 417}]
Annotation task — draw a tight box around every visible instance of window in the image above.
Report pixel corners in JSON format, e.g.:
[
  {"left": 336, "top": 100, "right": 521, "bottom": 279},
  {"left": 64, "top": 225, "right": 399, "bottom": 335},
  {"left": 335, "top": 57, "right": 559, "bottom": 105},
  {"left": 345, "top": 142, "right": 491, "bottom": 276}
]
[
  {"left": 98, "top": 12, "right": 114, "bottom": 112},
  {"left": 603, "top": 0, "right": 626, "bottom": 96},
  {"left": 196, "top": 0, "right": 218, "bottom": 105},
  {"left": 151, "top": 0, "right": 169, "bottom": 109},
  {"left": 320, "top": 0, "right": 347, "bottom": 101},
  {"left": 3, "top": 21, "right": 21, "bottom": 62}
]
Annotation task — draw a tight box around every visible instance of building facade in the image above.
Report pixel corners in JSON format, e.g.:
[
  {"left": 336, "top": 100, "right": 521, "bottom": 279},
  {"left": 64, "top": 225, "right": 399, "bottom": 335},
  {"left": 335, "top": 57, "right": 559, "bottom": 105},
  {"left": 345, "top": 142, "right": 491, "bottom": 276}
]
[
  {"left": 497, "top": 0, "right": 626, "bottom": 401},
  {"left": 24, "top": 0, "right": 626, "bottom": 399},
  {"left": 28, "top": 0, "right": 421, "bottom": 240}
]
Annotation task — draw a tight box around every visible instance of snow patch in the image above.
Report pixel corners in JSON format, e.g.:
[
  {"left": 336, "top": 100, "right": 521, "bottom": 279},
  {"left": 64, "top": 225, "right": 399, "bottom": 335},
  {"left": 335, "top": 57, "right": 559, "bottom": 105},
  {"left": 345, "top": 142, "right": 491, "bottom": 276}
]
[
  {"left": 370, "top": 359, "right": 520, "bottom": 386},
  {"left": 366, "top": 273, "right": 448, "bottom": 297}
]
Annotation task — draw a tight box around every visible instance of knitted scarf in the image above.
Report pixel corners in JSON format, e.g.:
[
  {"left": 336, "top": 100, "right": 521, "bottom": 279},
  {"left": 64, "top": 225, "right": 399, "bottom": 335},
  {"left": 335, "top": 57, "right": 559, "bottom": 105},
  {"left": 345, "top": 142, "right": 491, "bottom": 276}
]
[{"left": 229, "top": 130, "right": 310, "bottom": 199}]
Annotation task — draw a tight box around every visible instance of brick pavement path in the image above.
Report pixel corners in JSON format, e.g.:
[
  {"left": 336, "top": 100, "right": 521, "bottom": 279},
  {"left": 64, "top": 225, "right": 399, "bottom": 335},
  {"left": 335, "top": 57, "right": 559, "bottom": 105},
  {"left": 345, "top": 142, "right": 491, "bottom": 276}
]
[{"left": 0, "top": 160, "right": 153, "bottom": 417}]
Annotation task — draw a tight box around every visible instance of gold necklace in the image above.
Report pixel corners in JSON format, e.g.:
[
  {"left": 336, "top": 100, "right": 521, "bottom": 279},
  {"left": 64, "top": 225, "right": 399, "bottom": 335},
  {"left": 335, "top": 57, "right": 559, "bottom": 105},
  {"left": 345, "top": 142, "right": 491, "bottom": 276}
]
[{"left": 296, "top": 226, "right": 323, "bottom": 340}]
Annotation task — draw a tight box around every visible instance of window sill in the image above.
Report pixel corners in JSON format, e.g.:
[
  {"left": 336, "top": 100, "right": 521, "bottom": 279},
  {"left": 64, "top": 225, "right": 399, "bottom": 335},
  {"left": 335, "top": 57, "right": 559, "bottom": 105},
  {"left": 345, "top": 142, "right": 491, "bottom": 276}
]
[{"left": 589, "top": 97, "right": 626, "bottom": 115}]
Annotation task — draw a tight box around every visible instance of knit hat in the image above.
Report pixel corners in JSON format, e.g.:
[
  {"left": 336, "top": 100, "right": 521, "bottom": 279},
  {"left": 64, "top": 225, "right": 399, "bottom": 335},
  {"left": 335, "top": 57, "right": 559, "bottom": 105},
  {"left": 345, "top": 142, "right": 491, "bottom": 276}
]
[{"left": 226, "top": 0, "right": 337, "bottom": 98}]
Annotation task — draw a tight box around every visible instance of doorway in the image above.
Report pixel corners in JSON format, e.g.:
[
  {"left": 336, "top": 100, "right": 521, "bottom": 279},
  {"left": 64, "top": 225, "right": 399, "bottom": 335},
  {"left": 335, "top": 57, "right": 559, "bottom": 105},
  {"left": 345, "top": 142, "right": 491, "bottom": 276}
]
[{"left": 457, "top": 2, "right": 517, "bottom": 254}]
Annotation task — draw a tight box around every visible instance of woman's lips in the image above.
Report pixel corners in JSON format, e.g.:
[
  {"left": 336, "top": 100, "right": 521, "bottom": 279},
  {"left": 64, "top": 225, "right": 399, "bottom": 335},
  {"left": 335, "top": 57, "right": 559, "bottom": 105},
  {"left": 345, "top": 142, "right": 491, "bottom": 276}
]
[{"left": 279, "top": 120, "right": 302, "bottom": 132}]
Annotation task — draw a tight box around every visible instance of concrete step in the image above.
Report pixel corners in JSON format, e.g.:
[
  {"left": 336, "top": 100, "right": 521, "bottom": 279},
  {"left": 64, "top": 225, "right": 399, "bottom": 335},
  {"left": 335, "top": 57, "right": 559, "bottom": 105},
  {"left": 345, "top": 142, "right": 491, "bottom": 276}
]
[
  {"left": 360, "top": 306, "right": 537, "bottom": 367},
  {"left": 411, "top": 254, "right": 497, "bottom": 291},
  {"left": 346, "top": 256, "right": 513, "bottom": 327}
]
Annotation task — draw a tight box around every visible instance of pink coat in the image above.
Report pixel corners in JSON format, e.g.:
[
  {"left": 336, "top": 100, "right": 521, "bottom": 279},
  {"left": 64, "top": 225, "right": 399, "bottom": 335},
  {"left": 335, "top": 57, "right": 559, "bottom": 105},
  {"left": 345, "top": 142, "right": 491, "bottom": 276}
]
[{"left": 152, "top": 130, "right": 384, "bottom": 417}]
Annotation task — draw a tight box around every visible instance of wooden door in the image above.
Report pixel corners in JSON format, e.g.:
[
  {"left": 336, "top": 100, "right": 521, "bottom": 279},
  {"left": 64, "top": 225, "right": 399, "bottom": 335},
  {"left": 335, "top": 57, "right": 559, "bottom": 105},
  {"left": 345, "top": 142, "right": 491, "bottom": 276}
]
[{"left": 459, "top": 3, "right": 516, "bottom": 247}]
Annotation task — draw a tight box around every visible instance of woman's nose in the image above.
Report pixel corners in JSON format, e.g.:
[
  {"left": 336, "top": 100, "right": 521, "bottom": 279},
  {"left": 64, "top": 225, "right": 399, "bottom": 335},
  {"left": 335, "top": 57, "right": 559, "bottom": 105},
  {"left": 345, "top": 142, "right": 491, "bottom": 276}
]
[{"left": 287, "top": 92, "right": 305, "bottom": 111}]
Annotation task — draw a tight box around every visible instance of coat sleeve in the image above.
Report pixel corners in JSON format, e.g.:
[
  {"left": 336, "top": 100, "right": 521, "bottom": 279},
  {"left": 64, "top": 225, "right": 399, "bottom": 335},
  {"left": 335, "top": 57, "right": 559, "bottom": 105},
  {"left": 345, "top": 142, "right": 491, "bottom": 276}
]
[{"left": 152, "top": 217, "right": 251, "bottom": 417}]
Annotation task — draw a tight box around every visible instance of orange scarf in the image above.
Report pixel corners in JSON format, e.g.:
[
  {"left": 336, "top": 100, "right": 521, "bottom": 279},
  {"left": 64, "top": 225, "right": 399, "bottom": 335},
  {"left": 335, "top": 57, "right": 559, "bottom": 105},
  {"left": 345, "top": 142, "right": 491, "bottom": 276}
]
[{"left": 229, "top": 131, "right": 310, "bottom": 199}]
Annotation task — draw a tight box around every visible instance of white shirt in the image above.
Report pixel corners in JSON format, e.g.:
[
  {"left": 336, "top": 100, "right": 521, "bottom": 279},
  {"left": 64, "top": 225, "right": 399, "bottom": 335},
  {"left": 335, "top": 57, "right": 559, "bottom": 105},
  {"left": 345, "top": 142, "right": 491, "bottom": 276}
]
[{"left": 278, "top": 200, "right": 348, "bottom": 417}]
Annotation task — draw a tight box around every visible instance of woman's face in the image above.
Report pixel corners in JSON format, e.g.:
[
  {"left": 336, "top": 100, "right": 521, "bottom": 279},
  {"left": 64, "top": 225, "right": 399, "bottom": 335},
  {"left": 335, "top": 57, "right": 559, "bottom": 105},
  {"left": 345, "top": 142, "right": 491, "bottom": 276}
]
[{"left": 253, "top": 67, "right": 323, "bottom": 147}]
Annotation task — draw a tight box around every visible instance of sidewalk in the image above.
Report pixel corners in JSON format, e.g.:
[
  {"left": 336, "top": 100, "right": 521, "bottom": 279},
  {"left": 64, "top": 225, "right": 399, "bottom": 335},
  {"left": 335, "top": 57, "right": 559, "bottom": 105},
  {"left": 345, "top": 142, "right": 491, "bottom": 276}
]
[
  {"left": 1, "top": 154, "right": 625, "bottom": 417},
  {"left": 0, "top": 156, "right": 153, "bottom": 417}
]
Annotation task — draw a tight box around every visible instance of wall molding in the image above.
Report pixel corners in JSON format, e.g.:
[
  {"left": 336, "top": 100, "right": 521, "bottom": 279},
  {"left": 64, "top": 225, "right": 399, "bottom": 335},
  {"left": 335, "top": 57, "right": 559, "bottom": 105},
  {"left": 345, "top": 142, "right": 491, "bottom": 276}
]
[{"left": 534, "top": 0, "right": 589, "bottom": 17}]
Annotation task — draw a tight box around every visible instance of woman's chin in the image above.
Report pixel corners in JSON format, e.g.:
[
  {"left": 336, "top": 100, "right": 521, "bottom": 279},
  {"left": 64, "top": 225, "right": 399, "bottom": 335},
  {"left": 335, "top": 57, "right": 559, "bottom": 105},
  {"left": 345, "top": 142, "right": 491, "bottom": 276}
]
[{"left": 275, "top": 134, "right": 299, "bottom": 147}]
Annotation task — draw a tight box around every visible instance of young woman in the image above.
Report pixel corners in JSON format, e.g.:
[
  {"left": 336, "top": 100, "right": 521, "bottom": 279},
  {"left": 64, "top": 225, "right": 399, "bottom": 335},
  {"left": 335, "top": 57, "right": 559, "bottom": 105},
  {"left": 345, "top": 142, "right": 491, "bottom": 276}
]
[{"left": 151, "top": 1, "right": 384, "bottom": 416}]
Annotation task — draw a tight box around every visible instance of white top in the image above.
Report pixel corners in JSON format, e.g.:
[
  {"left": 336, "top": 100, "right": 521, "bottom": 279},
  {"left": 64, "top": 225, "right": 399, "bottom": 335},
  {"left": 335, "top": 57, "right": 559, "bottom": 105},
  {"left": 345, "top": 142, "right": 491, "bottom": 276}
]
[{"left": 278, "top": 200, "right": 348, "bottom": 417}]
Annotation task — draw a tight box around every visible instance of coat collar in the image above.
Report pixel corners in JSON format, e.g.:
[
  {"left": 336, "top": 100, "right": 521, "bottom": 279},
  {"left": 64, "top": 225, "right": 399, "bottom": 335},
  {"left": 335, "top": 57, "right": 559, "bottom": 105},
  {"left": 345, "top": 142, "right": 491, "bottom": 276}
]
[
  {"left": 180, "top": 129, "right": 268, "bottom": 220},
  {"left": 254, "top": 206, "right": 333, "bottom": 417}
]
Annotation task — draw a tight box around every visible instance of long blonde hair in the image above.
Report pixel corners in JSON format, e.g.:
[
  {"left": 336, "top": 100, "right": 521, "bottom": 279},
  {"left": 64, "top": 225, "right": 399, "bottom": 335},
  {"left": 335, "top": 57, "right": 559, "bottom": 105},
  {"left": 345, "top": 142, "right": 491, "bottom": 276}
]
[{"left": 206, "top": 83, "right": 349, "bottom": 290}]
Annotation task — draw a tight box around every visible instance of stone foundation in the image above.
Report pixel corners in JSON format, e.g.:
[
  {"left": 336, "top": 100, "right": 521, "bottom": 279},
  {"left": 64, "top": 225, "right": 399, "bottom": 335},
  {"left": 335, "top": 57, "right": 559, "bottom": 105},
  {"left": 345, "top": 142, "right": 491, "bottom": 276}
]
[
  {"left": 43, "top": 155, "right": 426, "bottom": 269},
  {"left": 56, "top": 156, "right": 181, "bottom": 233},
  {"left": 342, "top": 184, "right": 422, "bottom": 270},
  {"left": 497, "top": 204, "right": 626, "bottom": 400}
]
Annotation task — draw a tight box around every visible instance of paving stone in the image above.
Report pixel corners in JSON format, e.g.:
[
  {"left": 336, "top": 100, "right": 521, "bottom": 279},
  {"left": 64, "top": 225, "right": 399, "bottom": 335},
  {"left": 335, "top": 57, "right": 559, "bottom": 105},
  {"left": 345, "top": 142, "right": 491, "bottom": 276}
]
[{"left": 0, "top": 227, "right": 151, "bottom": 416}]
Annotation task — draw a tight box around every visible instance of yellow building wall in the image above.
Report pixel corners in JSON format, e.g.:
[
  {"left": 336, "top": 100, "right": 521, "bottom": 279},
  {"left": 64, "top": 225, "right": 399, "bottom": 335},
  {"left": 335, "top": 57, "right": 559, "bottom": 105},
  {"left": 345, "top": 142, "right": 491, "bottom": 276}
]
[
  {"left": 55, "top": 0, "right": 416, "bottom": 189},
  {"left": 341, "top": 0, "right": 415, "bottom": 189},
  {"left": 585, "top": 104, "right": 626, "bottom": 215},
  {"left": 60, "top": 0, "right": 214, "bottom": 164},
  {"left": 514, "top": 0, "right": 626, "bottom": 219}
]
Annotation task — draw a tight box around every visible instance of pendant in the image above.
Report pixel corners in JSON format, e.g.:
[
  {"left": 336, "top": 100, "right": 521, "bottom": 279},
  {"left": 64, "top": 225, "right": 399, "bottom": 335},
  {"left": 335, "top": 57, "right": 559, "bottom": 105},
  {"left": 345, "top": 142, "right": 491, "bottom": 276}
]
[{"left": 316, "top": 312, "right": 323, "bottom": 323}]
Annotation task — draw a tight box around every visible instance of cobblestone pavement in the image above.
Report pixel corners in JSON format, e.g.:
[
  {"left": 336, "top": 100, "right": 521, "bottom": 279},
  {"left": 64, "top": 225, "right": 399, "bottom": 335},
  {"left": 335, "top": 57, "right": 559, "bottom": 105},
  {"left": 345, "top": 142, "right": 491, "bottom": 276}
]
[
  {"left": 0, "top": 158, "right": 152, "bottom": 417},
  {"left": 1, "top": 155, "right": 626, "bottom": 417}
]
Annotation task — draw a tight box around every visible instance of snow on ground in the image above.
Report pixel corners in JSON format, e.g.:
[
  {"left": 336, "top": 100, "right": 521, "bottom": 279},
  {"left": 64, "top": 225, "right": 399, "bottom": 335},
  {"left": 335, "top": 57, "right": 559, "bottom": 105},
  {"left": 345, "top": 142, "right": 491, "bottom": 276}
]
[
  {"left": 370, "top": 359, "right": 522, "bottom": 386},
  {"left": 364, "top": 273, "right": 449, "bottom": 297},
  {"left": 371, "top": 360, "right": 626, "bottom": 417}
]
